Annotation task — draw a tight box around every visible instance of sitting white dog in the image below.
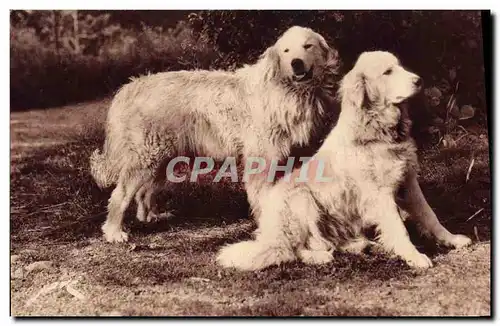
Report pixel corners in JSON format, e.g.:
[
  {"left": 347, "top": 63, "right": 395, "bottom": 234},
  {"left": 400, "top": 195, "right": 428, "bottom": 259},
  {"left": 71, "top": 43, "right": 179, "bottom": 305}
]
[{"left": 217, "top": 51, "right": 447, "bottom": 271}]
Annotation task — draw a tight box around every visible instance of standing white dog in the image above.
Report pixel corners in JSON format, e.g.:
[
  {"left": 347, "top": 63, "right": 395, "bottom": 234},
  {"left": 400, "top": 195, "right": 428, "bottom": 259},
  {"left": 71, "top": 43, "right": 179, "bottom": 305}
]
[
  {"left": 90, "top": 26, "right": 340, "bottom": 242},
  {"left": 217, "top": 51, "right": 471, "bottom": 271}
]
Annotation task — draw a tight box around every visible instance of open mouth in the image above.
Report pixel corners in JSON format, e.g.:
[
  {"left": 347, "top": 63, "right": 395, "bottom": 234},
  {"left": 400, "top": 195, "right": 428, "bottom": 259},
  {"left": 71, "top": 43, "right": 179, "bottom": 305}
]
[{"left": 292, "top": 67, "right": 313, "bottom": 82}]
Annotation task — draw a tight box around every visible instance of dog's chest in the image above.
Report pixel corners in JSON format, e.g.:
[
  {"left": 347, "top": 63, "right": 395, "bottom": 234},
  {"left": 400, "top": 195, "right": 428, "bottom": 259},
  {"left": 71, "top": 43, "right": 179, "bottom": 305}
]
[
  {"left": 366, "top": 142, "right": 416, "bottom": 189},
  {"left": 269, "top": 94, "right": 321, "bottom": 151}
]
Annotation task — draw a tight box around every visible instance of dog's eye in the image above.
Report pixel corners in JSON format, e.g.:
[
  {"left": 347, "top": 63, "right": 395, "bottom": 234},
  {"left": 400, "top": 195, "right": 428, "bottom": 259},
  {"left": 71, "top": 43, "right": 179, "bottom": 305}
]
[
  {"left": 383, "top": 68, "right": 393, "bottom": 75},
  {"left": 303, "top": 44, "right": 312, "bottom": 50},
  {"left": 284, "top": 49, "right": 289, "bottom": 53}
]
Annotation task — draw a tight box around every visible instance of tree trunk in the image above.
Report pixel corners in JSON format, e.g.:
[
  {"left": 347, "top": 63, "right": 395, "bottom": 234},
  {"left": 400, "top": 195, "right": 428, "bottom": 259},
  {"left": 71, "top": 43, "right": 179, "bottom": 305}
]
[
  {"left": 52, "top": 10, "right": 60, "bottom": 55},
  {"left": 72, "top": 10, "right": 80, "bottom": 54}
]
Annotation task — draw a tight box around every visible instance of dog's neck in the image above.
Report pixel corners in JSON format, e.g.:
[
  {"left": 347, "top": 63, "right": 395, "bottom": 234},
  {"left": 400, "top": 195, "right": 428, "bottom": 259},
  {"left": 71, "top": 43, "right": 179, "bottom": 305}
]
[
  {"left": 269, "top": 61, "right": 341, "bottom": 142},
  {"left": 280, "top": 61, "right": 342, "bottom": 126},
  {"left": 335, "top": 99, "right": 412, "bottom": 145}
]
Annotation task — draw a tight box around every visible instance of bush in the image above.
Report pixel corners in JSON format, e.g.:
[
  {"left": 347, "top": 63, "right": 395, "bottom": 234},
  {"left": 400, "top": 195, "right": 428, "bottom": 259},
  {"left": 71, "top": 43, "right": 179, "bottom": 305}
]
[
  {"left": 10, "top": 14, "right": 218, "bottom": 110},
  {"left": 11, "top": 10, "right": 487, "bottom": 145},
  {"left": 190, "top": 11, "right": 484, "bottom": 96},
  {"left": 189, "top": 11, "right": 487, "bottom": 131}
]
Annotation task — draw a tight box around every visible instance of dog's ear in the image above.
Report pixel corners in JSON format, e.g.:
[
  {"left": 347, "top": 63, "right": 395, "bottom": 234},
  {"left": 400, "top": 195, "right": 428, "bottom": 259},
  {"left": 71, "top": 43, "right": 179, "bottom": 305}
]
[
  {"left": 339, "top": 69, "right": 366, "bottom": 110},
  {"left": 317, "top": 34, "right": 339, "bottom": 67},
  {"left": 259, "top": 45, "right": 281, "bottom": 81}
]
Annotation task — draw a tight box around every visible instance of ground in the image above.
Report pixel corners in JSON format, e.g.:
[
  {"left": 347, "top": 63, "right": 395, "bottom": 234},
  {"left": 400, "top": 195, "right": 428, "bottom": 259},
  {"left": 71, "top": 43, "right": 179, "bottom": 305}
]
[{"left": 10, "top": 99, "right": 491, "bottom": 316}]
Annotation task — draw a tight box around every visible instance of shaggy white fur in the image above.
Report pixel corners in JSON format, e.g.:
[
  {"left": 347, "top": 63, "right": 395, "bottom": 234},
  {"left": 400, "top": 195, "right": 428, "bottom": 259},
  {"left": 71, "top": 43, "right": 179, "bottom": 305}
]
[
  {"left": 217, "top": 51, "right": 471, "bottom": 271},
  {"left": 90, "top": 26, "right": 341, "bottom": 242}
]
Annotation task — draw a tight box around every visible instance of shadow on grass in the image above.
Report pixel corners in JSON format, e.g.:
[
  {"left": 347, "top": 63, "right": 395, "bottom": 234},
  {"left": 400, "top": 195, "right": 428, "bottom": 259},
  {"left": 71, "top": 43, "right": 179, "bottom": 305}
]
[
  {"left": 10, "top": 138, "right": 250, "bottom": 244},
  {"left": 12, "top": 135, "right": 494, "bottom": 302},
  {"left": 417, "top": 145, "right": 492, "bottom": 241},
  {"left": 75, "top": 232, "right": 414, "bottom": 288},
  {"left": 9, "top": 134, "right": 417, "bottom": 288},
  {"left": 10, "top": 127, "right": 491, "bottom": 256}
]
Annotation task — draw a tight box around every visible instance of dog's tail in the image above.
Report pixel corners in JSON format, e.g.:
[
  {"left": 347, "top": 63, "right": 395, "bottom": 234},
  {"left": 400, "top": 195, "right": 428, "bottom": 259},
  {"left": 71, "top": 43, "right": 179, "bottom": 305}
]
[
  {"left": 216, "top": 240, "right": 296, "bottom": 271},
  {"left": 89, "top": 146, "right": 118, "bottom": 189}
]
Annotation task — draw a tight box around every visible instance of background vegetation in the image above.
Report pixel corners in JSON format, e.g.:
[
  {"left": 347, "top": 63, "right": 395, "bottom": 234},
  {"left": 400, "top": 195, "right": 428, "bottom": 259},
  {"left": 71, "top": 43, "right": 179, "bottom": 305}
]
[{"left": 10, "top": 10, "right": 488, "bottom": 146}]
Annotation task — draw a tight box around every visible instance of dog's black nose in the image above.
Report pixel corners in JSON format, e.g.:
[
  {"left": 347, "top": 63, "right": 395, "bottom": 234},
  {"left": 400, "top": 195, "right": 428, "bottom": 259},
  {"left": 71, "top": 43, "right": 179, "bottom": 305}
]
[
  {"left": 291, "top": 59, "right": 305, "bottom": 74},
  {"left": 414, "top": 77, "right": 423, "bottom": 87}
]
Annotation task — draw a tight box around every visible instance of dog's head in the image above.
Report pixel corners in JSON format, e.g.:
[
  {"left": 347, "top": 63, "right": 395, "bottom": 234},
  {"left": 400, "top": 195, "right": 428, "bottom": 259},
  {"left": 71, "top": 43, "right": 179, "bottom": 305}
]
[
  {"left": 339, "top": 51, "right": 422, "bottom": 142},
  {"left": 261, "top": 26, "right": 340, "bottom": 84},
  {"left": 340, "top": 51, "right": 422, "bottom": 109}
]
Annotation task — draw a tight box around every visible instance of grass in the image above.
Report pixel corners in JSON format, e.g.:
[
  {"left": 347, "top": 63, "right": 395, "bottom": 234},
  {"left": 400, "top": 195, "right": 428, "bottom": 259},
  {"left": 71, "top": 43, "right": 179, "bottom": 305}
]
[{"left": 10, "top": 99, "right": 491, "bottom": 316}]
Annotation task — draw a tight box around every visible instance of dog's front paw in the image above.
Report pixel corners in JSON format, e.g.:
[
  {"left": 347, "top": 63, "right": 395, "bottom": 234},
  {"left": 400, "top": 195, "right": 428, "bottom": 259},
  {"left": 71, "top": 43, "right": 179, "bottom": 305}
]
[
  {"left": 405, "top": 252, "right": 433, "bottom": 269},
  {"left": 441, "top": 234, "right": 472, "bottom": 249},
  {"left": 102, "top": 223, "right": 129, "bottom": 243},
  {"left": 298, "top": 249, "right": 333, "bottom": 265}
]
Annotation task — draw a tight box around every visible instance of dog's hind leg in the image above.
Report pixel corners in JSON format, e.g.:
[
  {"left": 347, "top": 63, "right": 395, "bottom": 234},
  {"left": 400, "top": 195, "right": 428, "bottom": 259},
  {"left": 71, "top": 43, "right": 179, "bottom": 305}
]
[
  {"left": 135, "top": 182, "right": 151, "bottom": 222},
  {"left": 297, "top": 230, "right": 334, "bottom": 266},
  {"left": 217, "top": 194, "right": 297, "bottom": 271},
  {"left": 298, "top": 215, "right": 334, "bottom": 265},
  {"left": 143, "top": 183, "right": 176, "bottom": 222},
  {"left": 102, "top": 169, "right": 153, "bottom": 243},
  {"left": 399, "top": 169, "right": 472, "bottom": 249},
  {"left": 135, "top": 180, "right": 166, "bottom": 222},
  {"left": 367, "top": 193, "right": 433, "bottom": 269},
  {"left": 134, "top": 157, "right": 175, "bottom": 223},
  {"left": 144, "top": 160, "right": 176, "bottom": 222}
]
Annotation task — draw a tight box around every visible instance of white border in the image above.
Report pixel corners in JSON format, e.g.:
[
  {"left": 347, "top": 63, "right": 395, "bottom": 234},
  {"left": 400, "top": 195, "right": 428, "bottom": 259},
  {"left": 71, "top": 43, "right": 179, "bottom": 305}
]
[
  {"left": 3, "top": 1, "right": 500, "bottom": 10},
  {"left": 4, "top": 1, "right": 498, "bottom": 323}
]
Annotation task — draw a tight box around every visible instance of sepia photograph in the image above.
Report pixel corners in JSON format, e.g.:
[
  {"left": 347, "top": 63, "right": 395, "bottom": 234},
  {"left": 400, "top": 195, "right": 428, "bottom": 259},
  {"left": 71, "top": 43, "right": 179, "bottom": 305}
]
[{"left": 10, "top": 9, "right": 491, "bottom": 317}]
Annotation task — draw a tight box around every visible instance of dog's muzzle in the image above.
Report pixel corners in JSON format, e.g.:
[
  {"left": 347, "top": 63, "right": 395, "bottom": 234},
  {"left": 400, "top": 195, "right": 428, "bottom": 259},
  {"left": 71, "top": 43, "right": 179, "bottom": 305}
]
[{"left": 291, "top": 58, "right": 313, "bottom": 82}]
